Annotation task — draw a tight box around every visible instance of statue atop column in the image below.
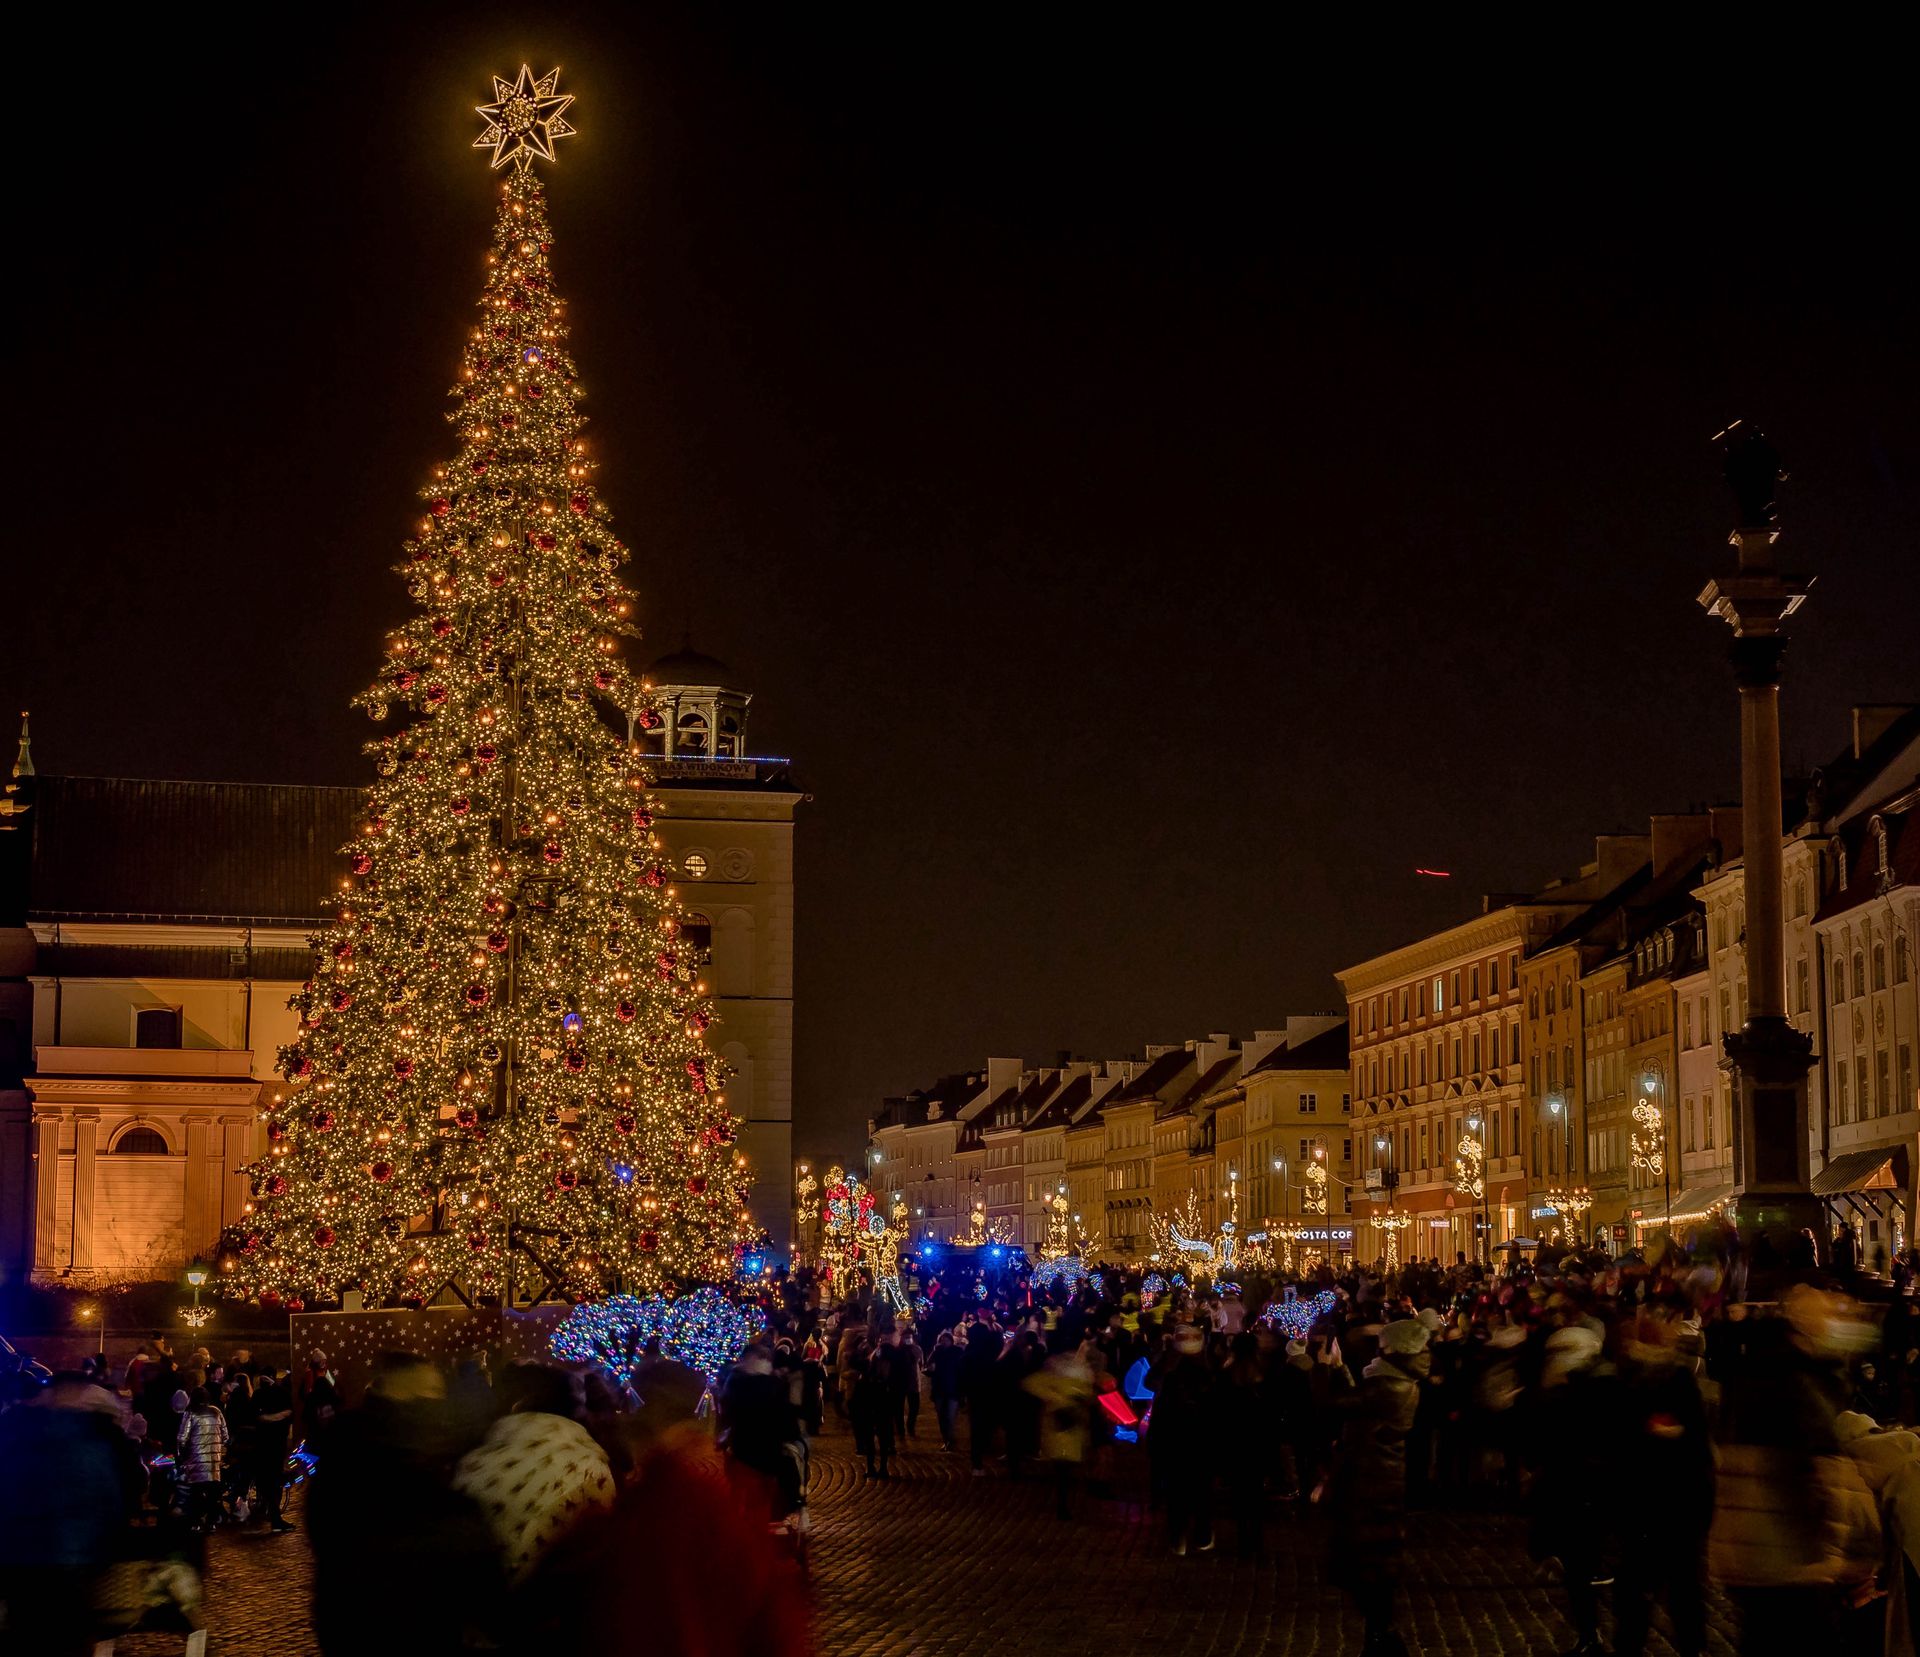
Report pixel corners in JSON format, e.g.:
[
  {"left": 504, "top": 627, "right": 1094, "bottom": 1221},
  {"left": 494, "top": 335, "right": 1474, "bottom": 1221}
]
[{"left": 1716, "top": 420, "right": 1786, "bottom": 529}]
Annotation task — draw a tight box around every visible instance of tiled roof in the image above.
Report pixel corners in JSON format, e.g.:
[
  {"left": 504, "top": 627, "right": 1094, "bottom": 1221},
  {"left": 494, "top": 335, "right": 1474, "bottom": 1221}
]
[
  {"left": 1815, "top": 790, "right": 1918, "bottom": 923},
  {"left": 13, "top": 776, "right": 363, "bottom": 925},
  {"left": 1107, "top": 1048, "right": 1192, "bottom": 1103},
  {"left": 1249, "top": 1025, "right": 1350, "bottom": 1072}
]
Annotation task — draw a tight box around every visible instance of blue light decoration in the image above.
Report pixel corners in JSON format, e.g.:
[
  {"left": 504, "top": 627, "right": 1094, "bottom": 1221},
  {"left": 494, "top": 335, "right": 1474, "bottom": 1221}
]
[
  {"left": 551, "top": 1287, "right": 765, "bottom": 1382},
  {"left": 523, "top": 346, "right": 545, "bottom": 364},
  {"left": 1259, "top": 1289, "right": 1338, "bottom": 1340},
  {"left": 1031, "top": 1256, "right": 1088, "bottom": 1295},
  {"left": 562, "top": 1012, "right": 583, "bottom": 1035},
  {"left": 1122, "top": 1356, "right": 1155, "bottom": 1403},
  {"left": 612, "top": 1162, "right": 634, "bottom": 1184},
  {"left": 1140, "top": 1271, "right": 1168, "bottom": 1308}
]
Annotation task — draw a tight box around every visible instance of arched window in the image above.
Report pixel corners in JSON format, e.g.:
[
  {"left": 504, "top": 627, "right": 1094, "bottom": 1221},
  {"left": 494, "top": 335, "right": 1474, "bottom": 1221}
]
[
  {"left": 1897, "top": 936, "right": 1911, "bottom": 985},
  {"left": 1528, "top": 988, "right": 1539, "bottom": 1019},
  {"left": 113, "top": 1126, "right": 168, "bottom": 1155},
  {"left": 1835, "top": 961, "right": 1847, "bottom": 1002},
  {"left": 1545, "top": 983, "right": 1556, "bottom": 1016},
  {"left": 1853, "top": 952, "right": 1866, "bottom": 998},
  {"left": 675, "top": 709, "right": 709, "bottom": 755}
]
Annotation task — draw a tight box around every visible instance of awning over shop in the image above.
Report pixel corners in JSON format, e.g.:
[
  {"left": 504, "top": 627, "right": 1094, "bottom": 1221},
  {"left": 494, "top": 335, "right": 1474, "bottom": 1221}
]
[
  {"left": 1813, "top": 1145, "right": 1909, "bottom": 1198},
  {"left": 1635, "top": 1183, "right": 1738, "bottom": 1229}
]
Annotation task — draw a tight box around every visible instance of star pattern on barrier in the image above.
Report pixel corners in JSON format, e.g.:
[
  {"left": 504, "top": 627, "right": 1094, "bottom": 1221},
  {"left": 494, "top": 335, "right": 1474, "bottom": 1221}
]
[{"left": 475, "top": 65, "right": 576, "bottom": 171}]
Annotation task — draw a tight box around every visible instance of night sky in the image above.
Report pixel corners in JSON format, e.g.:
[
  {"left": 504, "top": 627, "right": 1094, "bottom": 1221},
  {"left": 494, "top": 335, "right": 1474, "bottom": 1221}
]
[{"left": 14, "top": 10, "right": 1917, "bottom": 1158}]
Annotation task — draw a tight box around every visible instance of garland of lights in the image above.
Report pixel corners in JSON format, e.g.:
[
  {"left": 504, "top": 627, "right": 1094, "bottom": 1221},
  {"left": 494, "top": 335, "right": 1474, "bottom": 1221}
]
[
  {"left": 1031, "top": 1256, "right": 1089, "bottom": 1295},
  {"left": 550, "top": 1286, "right": 764, "bottom": 1381},
  {"left": 221, "top": 68, "right": 749, "bottom": 1313},
  {"left": 1259, "top": 1289, "right": 1337, "bottom": 1340}
]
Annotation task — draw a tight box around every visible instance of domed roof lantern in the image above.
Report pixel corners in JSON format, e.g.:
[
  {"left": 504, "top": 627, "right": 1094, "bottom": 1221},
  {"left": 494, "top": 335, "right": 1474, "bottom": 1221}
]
[{"left": 638, "top": 636, "right": 752, "bottom": 760}]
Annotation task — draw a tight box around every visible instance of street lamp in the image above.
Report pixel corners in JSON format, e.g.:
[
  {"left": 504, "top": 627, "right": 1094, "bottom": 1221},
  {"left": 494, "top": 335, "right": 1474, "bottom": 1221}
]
[{"left": 181, "top": 1264, "right": 213, "bottom": 1332}]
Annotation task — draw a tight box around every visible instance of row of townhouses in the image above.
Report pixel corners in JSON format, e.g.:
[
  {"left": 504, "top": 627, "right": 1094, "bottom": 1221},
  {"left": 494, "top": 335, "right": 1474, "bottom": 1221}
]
[
  {"left": 866, "top": 1015, "right": 1357, "bottom": 1263},
  {"left": 1342, "top": 704, "right": 1917, "bottom": 1266},
  {"left": 865, "top": 703, "right": 1917, "bottom": 1275}
]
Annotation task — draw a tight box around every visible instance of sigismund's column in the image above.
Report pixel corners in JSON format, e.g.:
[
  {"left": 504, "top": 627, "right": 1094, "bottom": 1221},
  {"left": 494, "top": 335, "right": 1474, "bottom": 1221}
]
[{"left": 1697, "top": 422, "right": 1819, "bottom": 1255}]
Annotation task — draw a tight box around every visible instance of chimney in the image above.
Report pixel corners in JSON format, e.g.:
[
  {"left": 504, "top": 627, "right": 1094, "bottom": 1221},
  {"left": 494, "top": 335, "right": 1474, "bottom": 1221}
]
[
  {"left": 1853, "top": 704, "right": 1914, "bottom": 759},
  {"left": 1243, "top": 1029, "right": 1287, "bottom": 1069},
  {"left": 984, "top": 1056, "right": 1023, "bottom": 1099},
  {"left": 1649, "top": 813, "right": 1712, "bottom": 876}
]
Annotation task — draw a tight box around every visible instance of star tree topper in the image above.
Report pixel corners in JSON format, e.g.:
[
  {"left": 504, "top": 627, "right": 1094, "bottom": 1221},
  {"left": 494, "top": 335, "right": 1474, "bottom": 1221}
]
[{"left": 475, "top": 65, "right": 576, "bottom": 170}]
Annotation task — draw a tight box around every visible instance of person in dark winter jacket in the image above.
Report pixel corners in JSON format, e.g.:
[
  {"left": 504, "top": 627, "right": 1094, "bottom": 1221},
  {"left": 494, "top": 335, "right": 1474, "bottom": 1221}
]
[
  {"left": 1613, "top": 1309, "right": 1713, "bottom": 1657},
  {"left": 929, "top": 1330, "right": 966, "bottom": 1451},
  {"left": 1148, "top": 1325, "right": 1217, "bottom": 1555},
  {"left": 847, "top": 1349, "right": 895, "bottom": 1479},
  {"left": 1329, "top": 1316, "right": 1425, "bottom": 1656}
]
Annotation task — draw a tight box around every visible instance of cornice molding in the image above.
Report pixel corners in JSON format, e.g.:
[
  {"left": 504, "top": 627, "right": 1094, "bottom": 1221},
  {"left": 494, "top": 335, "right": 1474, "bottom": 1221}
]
[
  {"left": 1337, "top": 908, "right": 1553, "bottom": 996},
  {"left": 29, "top": 921, "right": 315, "bottom": 949}
]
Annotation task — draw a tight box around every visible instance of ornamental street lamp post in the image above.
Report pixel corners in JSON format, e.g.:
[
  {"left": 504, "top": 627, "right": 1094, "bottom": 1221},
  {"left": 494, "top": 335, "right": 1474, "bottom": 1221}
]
[{"left": 1698, "top": 423, "right": 1819, "bottom": 1257}]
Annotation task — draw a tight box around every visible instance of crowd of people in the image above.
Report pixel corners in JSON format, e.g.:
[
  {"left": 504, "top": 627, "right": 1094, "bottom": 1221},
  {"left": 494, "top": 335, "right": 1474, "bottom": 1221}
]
[{"left": 1, "top": 1226, "right": 1915, "bottom": 1657}]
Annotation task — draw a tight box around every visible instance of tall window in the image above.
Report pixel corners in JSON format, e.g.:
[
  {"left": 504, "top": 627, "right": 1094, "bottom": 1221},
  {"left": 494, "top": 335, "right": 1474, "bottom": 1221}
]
[
  {"left": 1470, "top": 965, "right": 1481, "bottom": 1000},
  {"left": 1853, "top": 953, "right": 1866, "bottom": 999},
  {"left": 1489, "top": 959, "right": 1501, "bottom": 995},
  {"left": 1876, "top": 1050, "right": 1891, "bottom": 1115},
  {"left": 1545, "top": 982, "right": 1556, "bottom": 1016},
  {"left": 1873, "top": 944, "right": 1887, "bottom": 991},
  {"left": 1836, "top": 1065, "right": 1851, "bottom": 1122},
  {"left": 1834, "top": 961, "right": 1847, "bottom": 1002},
  {"left": 1795, "top": 958, "right": 1809, "bottom": 1015},
  {"left": 1432, "top": 976, "right": 1444, "bottom": 1014},
  {"left": 1856, "top": 1055, "right": 1870, "bottom": 1116}
]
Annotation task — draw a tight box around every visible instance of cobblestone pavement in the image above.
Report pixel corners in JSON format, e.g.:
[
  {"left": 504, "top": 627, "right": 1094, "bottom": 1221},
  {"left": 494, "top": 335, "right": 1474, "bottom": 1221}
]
[{"left": 117, "top": 1422, "right": 1742, "bottom": 1655}]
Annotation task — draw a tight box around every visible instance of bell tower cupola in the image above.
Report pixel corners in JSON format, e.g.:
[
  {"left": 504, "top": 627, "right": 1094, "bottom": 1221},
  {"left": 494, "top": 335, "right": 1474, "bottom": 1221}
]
[{"left": 638, "top": 639, "right": 752, "bottom": 759}]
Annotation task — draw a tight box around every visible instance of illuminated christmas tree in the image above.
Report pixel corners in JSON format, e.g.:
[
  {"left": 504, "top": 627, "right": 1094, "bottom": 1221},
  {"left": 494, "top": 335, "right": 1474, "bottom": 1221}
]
[{"left": 225, "top": 68, "right": 748, "bottom": 1311}]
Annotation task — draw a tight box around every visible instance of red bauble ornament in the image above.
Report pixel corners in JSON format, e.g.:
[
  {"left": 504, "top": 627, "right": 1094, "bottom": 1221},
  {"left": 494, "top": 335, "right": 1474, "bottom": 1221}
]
[
  {"left": 556, "top": 1168, "right": 579, "bottom": 1191},
  {"left": 370, "top": 1160, "right": 394, "bottom": 1182},
  {"left": 638, "top": 708, "right": 662, "bottom": 731},
  {"left": 569, "top": 493, "right": 590, "bottom": 514},
  {"left": 688, "top": 1011, "right": 710, "bottom": 1033},
  {"left": 313, "top": 1226, "right": 335, "bottom": 1248},
  {"left": 430, "top": 497, "right": 451, "bottom": 517},
  {"left": 261, "top": 1291, "right": 283, "bottom": 1309},
  {"left": 534, "top": 532, "right": 557, "bottom": 551},
  {"left": 563, "top": 1050, "right": 588, "bottom": 1074},
  {"left": 499, "top": 412, "right": 517, "bottom": 430},
  {"left": 472, "top": 461, "right": 488, "bottom": 476},
  {"left": 265, "top": 1175, "right": 288, "bottom": 1197},
  {"left": 266, "top": 1122, "right": 286, "bottom": 1142},
  {"left": 656, "top": 952, "right": 676, "bottom": 979},
  {"left": 285, "top": 1298, "right": 306, "bottom": 1313},
  {"left": 425, "top": 683, "right": 449, "bottom": 706},
  {"left": 485, "top": 931, "right": 509, "bottom": 952},
  {"left": 455, "top": 1104, "right": 478, "bottom": 1129},
  {"left": 475, "top": 743, "right": 499, "bottom": 767},
  {"left": 311, "top": 1109, "right": 334, "bottom": 1133},
  {"left": 330, "top": 989, "right": 354, "bottom": 1012},
  {"left": 467, "top": 1231, "right": 487, "bottom": 1252},
  {"left": 393, "top": 1057, "right": 415, "bottom": 1081},
  {"left": 687, "top": 1175, "right": 707, "bottom": 1195},
  {"left": 525, "top": 383, "right": 543, "bottom": 399},
  {"left": 450, "top": 795, "right": 471, "bottom": 815},
  {"left": 432, "top": 615, "right": 452, "bottom": 637},
  {"left": 615, "top": 1000, "right": 636, "bottom": 1023},
  {"left": 631, "top": 809, "right": 653, "bottom": 830},
  {"left": 593, "top": 670, "right": 615, "bottom": 691},
  {"left": 465, "top": 983, "right": 491, "bottom": 1008},
  {"left": 350, "top": 853, "right": 373, "bottom": 876},
  {"left": 542, "top": 840, "right": 564, "bottom": 864},
  {"left": 615, "top": 1113, "right": 636, "bottom": 1135},
  {"left": 392, "top": 669, "right": 418, "bottom": 693},
  {"left": 642, "top": 867, "right": 664, "bottom": 889}
]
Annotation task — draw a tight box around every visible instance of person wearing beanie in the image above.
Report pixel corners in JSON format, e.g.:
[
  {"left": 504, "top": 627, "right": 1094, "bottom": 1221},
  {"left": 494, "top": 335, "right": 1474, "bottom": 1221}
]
[{"left": 1329, "top": 1315, "right": 1428, "bottom": 1655}]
